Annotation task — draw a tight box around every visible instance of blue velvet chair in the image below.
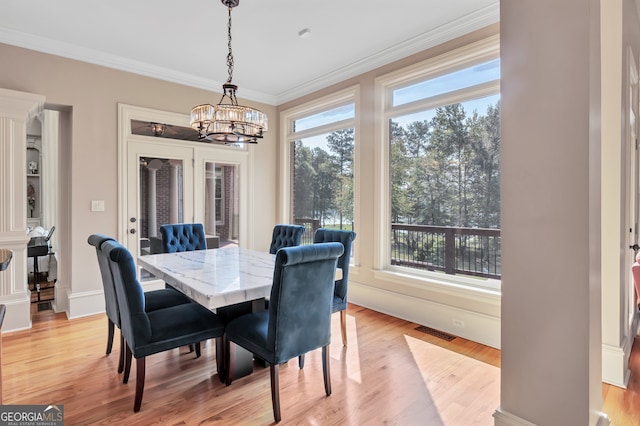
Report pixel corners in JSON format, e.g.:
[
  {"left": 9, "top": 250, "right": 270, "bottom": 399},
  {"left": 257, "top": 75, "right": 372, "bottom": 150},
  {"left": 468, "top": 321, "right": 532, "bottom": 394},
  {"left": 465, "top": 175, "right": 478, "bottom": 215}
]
[
  {"left": 88, "top": 234, "right": 195, "bottom": 374},
  {"left": 268, "top": 224, "right": 305, "bottom": 254},
  {"left": 103, "top": 240, "right": 225, "bottom": 412},
  {"left": 159, "top": 223, "right": 207, "bottom": 253},
  {"left": 313, "top": 228, "right": 357, "bottom": 347},
  {"left": 224, "top": 242, "right": 343, "bottom": 423}
]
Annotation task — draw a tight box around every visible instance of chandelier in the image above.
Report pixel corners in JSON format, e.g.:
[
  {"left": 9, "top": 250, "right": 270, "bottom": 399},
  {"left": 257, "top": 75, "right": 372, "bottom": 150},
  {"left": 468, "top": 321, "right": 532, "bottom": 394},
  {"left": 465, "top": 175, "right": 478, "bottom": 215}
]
[{"left": 190, "top": 0, "right": 268, "bottom": 144}]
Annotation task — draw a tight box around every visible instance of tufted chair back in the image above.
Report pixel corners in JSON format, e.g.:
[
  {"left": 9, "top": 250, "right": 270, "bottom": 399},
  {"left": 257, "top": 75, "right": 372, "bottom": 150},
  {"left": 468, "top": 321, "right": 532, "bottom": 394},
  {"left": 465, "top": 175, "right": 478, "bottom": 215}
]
[
  {"left": 88, "top": 234, "right": 119, "bottom": 326},
  {"left": 160, "top": 223, "right": 207, "bottom": 253},
  {"left": 224, "top": 242, "right": 343, "bottom": 422},
  {"left": 102, "top": 240, "right": 151, "bottom": 348},
  {"left": 268, "top": 224, "right": 306, "bottom": 254},
  {"left": 313, "top": 228, "right": 356, "bottom": 310}
]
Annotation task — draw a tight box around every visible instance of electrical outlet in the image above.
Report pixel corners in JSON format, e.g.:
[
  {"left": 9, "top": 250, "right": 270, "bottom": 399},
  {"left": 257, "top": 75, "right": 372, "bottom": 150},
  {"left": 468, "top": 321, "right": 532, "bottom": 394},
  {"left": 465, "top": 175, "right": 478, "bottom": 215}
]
[{"left": 452, "top": 318, "right": 465, "bottom": 328}]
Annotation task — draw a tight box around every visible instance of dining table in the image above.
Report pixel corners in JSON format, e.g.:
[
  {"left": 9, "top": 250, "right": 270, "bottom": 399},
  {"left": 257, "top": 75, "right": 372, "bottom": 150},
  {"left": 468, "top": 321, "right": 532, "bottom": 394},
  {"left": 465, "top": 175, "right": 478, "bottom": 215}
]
[
  {"left": 138, "top": 246, "right": 343, "bottom": 382},
  {"left": 138, "top": 247, "right": 276, "bottom": 381}
]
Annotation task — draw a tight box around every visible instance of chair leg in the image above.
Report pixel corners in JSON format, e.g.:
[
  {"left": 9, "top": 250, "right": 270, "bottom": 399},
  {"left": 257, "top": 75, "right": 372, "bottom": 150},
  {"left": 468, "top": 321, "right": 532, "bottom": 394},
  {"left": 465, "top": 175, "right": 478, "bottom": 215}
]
[
  {"left": 117, "top": 333, "right": 125, "bottom": 374},
  {"left": 298, "top": 354, "right": 305, "bottom": 369},
  {"left": 322, "top": 345, "right": 331, "bottom": 396},
  {"left": 340, "top": 309, "right": 347, "bottom": 347},
  {"left": 225, "top": 338, "right": 235, "bottom": 386},
  {"left": 270, "top": 363, "right": 281, "bottom": 423},
  {"left": 123, "top": 343, "right": 133, "bottom": 384},
  {"left": 133, "top": 357, "right": 146, "bottom": 412},
  {"left": 106, "top": 318, "right": 114, "bottom": 355},
  {"left": 195, "top": 342, "right": 202, "bottom": 358}
]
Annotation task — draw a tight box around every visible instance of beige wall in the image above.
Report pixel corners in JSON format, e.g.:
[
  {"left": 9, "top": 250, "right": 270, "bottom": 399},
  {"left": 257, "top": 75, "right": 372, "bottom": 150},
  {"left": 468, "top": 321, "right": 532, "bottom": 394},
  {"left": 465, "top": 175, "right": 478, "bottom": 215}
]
[{"left": 0, "top": 42, "right": 277, "bottom": 319}]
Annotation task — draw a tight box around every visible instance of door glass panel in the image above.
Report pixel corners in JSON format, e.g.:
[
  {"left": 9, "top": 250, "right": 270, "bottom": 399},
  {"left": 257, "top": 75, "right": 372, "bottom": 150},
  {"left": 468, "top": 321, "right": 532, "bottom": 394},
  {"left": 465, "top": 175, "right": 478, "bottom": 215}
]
[
  {"left": 139, "top": 157, "right": 184, "bottom": 256},
  {"left": 204, "top": 162, "right": 239, "bottom": 248}
]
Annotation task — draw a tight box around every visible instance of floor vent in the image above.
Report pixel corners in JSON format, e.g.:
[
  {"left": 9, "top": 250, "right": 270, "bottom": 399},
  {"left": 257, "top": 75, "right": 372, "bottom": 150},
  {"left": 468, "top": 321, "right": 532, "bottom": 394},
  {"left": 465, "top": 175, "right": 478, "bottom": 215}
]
[
  {"left": 415, "top": 325, "right": 456, "bottom": 341},
  {"left": 37, "top": 301, "right": 52, "bottom": 312}
]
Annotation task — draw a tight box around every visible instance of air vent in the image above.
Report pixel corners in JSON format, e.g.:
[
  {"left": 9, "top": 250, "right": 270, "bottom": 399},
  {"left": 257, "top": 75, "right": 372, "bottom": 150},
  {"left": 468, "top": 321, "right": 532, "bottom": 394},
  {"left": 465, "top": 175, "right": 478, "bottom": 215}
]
[{"left": 415, "top": 325, "right": 456, "bottom": 341}]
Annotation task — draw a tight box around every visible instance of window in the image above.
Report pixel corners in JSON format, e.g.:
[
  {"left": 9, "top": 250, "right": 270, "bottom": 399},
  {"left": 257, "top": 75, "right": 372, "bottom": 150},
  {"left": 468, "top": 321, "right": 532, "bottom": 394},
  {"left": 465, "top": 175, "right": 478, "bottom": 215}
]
[
  {"left": 280, "top": 87, "right": 358, "bottom": 246},
  {"left": 378, "top": 36, "right": 501, "bottom": 289}
]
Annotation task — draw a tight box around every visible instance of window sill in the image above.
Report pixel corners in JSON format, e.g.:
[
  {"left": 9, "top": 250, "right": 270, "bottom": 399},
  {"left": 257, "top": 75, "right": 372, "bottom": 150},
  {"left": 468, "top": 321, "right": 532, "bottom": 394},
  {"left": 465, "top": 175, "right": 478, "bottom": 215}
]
[{"left": 372, "top": 268, "right": 501, "bottom": 305}]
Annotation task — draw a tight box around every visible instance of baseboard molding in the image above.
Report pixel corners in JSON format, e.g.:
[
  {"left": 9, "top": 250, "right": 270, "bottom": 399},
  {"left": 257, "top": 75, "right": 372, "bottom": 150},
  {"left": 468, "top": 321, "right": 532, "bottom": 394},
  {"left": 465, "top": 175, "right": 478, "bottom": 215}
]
[
  {"left": 0, "top": 296, "right": 32, "bottom": 332},
  {"left": 602, "top": 342, "right": 630, "bottom": 388},
  {"left": 493, "top": 409, "right": 537, "bottom": 426},
  {"left": 349, "top": 280, "right": 500, "bottom": 348},
  {"left": 67, "top": 289, "right": 105, "bottom": 319},
  {"left": 494, "top": 410, "right": 611, "bottom": 426}
]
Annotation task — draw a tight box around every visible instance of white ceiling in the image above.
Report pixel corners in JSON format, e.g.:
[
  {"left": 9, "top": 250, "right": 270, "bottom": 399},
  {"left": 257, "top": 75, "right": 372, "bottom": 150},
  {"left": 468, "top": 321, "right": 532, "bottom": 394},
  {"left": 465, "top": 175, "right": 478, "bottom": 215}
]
[{"left": 0, "top": 0, "right": 499, "bottom": 105}]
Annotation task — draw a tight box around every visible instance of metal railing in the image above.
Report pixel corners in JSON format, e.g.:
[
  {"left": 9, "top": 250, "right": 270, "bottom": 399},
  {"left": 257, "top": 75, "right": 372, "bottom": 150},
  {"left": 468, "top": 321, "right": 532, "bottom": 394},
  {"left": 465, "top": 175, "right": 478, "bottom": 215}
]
[
  {"left": 294, "top": 218, "right": 321, "bottom": 245},
  {"left": 391, "top": 224, "right": 501, "bottom": 279}
]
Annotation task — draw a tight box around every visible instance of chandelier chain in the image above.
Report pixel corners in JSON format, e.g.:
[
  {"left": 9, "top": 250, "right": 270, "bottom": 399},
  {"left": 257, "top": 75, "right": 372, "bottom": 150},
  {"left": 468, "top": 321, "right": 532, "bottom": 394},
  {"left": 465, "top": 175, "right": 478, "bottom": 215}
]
[{"left": 226, "top": 6, "right": 234, "bottom": 84}]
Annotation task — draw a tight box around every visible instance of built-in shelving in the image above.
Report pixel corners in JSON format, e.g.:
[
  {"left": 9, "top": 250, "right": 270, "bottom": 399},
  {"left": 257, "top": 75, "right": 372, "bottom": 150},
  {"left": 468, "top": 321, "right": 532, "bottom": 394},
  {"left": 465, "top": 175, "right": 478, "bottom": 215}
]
[{"left": 26, "top": 135, "right": 41, "bottom": 228}]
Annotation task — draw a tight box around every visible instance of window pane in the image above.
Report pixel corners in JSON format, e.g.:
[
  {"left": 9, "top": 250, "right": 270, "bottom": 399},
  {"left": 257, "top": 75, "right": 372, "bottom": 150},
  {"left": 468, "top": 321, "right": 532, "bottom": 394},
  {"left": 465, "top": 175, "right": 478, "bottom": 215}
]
[
  {"left": 389, "top": 95, "right": 501, "bottom": 278},
  {"left": 392, "top": 59, "right": 500, "bottom": 107},
  {"left": 291, "top": 129, "right": 355, "bottom": 243},
  {"left": 293, "top": 104, "right": 355, "bottom": 133}
]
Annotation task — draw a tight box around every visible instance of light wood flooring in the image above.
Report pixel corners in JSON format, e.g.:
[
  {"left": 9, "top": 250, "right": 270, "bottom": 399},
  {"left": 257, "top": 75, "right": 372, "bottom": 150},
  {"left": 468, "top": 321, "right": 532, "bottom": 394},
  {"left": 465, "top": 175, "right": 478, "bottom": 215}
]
[
  {"left": 7, "top": 304, "right": 640, "bottom": 424},
  {"left": 2, "top": 304, "right": 501, "bottom": 425}
]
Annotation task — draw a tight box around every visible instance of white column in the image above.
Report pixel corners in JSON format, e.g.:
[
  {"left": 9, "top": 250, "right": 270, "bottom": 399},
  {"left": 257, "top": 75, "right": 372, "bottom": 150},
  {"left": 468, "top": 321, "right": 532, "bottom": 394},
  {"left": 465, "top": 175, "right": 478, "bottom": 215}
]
[
  {"left": 496, "top": 1, "right": 606, "bottom": 425},
  {"left": 205, "top": 162, "right": 216, "bottom": 234},
  {"left": 0, "top": 88, "right": 45, "bottom": 331},
  {"left": 146, "top": 159, "right": 163, "bottom": 237},
  {"left": 168, "top": 160, "right": 181, "bottom": 224}
]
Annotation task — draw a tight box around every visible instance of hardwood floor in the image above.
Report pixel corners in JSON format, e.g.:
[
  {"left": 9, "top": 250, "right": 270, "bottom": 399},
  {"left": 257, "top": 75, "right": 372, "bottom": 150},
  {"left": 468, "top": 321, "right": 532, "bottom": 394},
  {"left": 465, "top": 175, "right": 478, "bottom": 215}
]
[
  {"left": 603, "top": 335, "right": 640, "bottom": 425},
  {"left": 8, "top": 304, "right": 640, "bottom": 425},
  {"left": 2, "top": 304, "right": 503, "bottom": 425}
]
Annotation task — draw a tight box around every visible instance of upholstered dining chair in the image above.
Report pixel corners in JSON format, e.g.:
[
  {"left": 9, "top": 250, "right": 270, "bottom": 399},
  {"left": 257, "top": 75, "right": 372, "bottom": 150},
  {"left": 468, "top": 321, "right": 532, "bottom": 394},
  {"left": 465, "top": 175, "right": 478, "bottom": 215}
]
[
  {"left": 159, "top": 223, "right": 207, "bottom": 253},
  {"left": 313, "top": 228, "right": 357, "bottom": 347},
  {"left": 224, "top": 242, "right": 343, "bottom": 423},
  {"left": 103, "top": 240, "right": 225, "bottom": 412},
  {"left": 268, "top": 224, "right": 306, "bottom": 254},
  {"left": 88, "top": 234, "right": 194, "bottom": 375}
]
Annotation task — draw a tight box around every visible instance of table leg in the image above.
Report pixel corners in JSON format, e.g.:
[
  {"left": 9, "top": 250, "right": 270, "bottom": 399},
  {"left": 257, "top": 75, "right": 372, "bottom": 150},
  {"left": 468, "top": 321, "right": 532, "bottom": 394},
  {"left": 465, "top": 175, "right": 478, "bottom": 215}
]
[{"left": 215, "top": 299, "right": 266, "bottom": 383}]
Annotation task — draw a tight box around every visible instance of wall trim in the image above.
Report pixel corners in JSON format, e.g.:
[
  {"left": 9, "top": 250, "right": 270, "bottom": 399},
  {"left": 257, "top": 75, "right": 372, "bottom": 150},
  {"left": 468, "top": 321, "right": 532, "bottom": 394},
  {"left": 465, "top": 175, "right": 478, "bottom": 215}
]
[
  {"left": 349, "top": 280, "right": 500, "bottom": 349},
  {"left": 602, "top": 342, "right": 631, "bottom": 388},
  {"left": 493, "top": 409, "right": 537, "bottom": 426},
  {"left": 0, "top": 297, "right": 31, "bottom": 332},
  {"left": 66, "top": 289, "right": 104, "bottom": 320}
]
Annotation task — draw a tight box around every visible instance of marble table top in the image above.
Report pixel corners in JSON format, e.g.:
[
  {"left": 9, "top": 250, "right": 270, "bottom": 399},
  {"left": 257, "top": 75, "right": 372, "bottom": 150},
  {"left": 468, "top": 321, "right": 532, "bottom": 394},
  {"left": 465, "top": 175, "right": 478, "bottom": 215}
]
[
  {"left": 0, "top": 249, "right": 13, "bottom": 271},
  {"left": 138, "top": 248, "right": 276, "bottom": 309}
]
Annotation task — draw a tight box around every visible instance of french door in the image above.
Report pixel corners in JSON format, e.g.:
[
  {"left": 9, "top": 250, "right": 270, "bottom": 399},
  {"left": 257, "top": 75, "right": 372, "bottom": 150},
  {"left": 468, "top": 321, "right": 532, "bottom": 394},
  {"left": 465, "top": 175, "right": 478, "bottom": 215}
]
[
  {"left": 118, "top": 103, "right": 252, "bottom": 281},
  {"left": 126, "top": 140, "right": 194, "bottom": 261}
]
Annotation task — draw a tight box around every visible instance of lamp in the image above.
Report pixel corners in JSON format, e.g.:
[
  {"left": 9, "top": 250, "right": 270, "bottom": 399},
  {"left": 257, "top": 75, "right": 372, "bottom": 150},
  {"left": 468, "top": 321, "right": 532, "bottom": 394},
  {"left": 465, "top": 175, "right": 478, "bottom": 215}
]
[{"left": 190, "top": 0, "right": 268, "bottom": 144}]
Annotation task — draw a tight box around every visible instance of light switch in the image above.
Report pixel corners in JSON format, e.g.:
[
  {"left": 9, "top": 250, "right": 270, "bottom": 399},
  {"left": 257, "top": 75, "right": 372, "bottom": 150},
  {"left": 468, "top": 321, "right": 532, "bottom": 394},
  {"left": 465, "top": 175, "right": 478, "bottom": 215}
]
[{"left": 91, "top": 200, "right": 105, "bottom": 212}]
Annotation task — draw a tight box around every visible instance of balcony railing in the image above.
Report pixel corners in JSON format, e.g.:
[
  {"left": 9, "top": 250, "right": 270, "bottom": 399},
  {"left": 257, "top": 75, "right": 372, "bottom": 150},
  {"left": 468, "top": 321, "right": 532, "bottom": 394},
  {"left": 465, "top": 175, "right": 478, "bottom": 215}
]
[
  {"left": 391, "top": 224, "right": 501, "bottom": 280},
  {"left": 294, "top": 218, "right": 321, "bottom": 245}
]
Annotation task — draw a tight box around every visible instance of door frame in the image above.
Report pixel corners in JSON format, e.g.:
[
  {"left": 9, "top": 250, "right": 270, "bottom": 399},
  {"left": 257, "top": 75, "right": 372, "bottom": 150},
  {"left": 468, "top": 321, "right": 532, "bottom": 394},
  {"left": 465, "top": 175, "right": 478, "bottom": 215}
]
[
  {"left": 626, "top": 46, "right": 639, "bottom": 330},
  {"left": 117, "top": 103, "right": 254, "bottom": 261}
]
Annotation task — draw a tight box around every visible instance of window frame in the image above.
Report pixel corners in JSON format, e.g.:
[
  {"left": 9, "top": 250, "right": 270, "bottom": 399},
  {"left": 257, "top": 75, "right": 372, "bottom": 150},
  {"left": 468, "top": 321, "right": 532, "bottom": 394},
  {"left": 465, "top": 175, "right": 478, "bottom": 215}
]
[
  {"left": 374, "top": 35, "right": 501, "bottom": 291},
  {"left": 278, "top": 85, "right": 360, "bottom": 261}
]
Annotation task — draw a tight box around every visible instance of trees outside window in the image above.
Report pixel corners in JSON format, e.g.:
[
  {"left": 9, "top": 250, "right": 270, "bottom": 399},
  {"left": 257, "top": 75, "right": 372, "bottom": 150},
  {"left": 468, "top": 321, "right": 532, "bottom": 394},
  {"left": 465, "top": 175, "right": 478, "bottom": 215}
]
[
  {"left": 384, "top": 51, "right": 501, "bottom": 282},
  {"left": 282, "top": 93, "right": 357, "bottom": 244}
]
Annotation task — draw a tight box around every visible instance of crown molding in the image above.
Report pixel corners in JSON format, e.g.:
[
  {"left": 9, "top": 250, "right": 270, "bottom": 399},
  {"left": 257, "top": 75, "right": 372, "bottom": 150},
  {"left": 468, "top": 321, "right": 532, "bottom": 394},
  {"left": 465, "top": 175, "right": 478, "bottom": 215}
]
[
  {"left": 274, "top": 3, "right": 500, "bottom": 105},
  {"left": 0, "top": 27, "right": 278, "bottom": 106},
  {"left": 0, "top": 3, "right": 498, "bottom": 107}
]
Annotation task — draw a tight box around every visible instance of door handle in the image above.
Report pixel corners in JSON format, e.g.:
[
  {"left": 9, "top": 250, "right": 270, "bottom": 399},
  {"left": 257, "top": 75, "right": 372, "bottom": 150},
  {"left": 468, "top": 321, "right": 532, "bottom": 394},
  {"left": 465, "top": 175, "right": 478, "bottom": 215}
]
[
  {"left": 630, "top": 244, "right": 640, "bottom": 252},
  {"left": 130, "top": 229, "right": 136, "bottom": 234}
]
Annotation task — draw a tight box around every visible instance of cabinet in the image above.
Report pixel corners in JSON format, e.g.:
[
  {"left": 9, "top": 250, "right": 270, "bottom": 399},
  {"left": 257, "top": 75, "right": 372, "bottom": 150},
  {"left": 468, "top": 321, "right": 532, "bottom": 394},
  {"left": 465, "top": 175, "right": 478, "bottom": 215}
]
[{"left": 26, "top": 135, "right": 41, "bottom": 228}]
